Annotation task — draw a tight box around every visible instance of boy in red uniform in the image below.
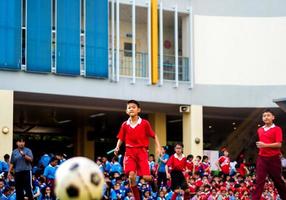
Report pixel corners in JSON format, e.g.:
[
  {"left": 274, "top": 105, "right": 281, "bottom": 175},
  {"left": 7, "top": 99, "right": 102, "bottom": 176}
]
[
  {"left": 185, "top": 154, "right": 194, "bottom": 179},
  {"left": 252, "top": 110, "right": 286, "bottom": 200},
  {"left": 193, "top": 155, "right": 203, "bottom": 175},
  {"left": 216, "top": 148, "right": 230, "bottom": 178},
  {"left": 165, "top": 143, "right": 188, "bottom": 199},
  {"left": 114, "top": 100, "right": 161, "bottom": 200},
  {"left": 202, "top": 155, "right": 211, "bottom": 176}
]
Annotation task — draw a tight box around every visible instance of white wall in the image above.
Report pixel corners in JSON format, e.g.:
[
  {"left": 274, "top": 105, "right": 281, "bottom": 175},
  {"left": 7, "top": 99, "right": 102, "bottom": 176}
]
[
  {"left": 109, "top": 20, "right": 175, "bottom": 54},
  {"left": 194, "top": 15, "right": 286, "bottom": 85}
]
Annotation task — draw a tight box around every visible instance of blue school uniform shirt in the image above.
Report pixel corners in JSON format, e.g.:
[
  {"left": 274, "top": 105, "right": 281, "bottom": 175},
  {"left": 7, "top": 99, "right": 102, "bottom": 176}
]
[
  {"left": 0, "top": 193, "right": 7, "bottom": 200},
  {"left": 7, "top": 191, "right": 16, "bottom": 200},
  {"left": 158, "top": 154, "right": 169, "bottom": 173},
  {"left": 110, "top": 162, "right": 122, "bottom": 174},
  {"left": 39, "top": 154, "right": 51, "bottom": 168},
  {"left": 103, "top": 161, "right": 112, "bottom": 172},
  {"left": 110, "top": 189, "right": 124, "bottom": 200},
  {"left": 149, "top": 161, "right": 155, "bottom": 171},
  {"left": 43, "top": 164, "right": 57, "bottom": 180},
  {"left": 165, "top": 191, "right": 173, "bottom": 200},
  {"left": 1, "top": 162, "right": 9, "bottom": 173}
]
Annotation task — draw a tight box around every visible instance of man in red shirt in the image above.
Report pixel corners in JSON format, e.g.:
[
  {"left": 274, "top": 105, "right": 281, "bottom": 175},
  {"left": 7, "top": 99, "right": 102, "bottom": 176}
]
[
  {"left": 114, "top": 100, "right": 161, "bottom": 200},
  {"left": 252, "top": 110, "right": 286, "bottom": 200}
]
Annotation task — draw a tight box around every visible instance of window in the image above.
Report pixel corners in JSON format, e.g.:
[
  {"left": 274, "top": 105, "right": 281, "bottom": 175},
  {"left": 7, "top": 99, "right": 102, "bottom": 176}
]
[{"left": 124, "top": 42, "right": 132, "bottom": 57}]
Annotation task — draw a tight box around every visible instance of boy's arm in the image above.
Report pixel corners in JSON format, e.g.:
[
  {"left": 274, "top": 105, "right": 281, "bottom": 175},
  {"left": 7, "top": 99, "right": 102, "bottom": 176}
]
[
  {"left": 114, "top": 139, "right": 123, "bottom": 156},
  {"left": 154, "top": 135, "right": 161, "bottom": 157},
  {"left": 159, "top": 156, "right": 168, "bottom": 164},
  {"left": 244, "top": 166, "right": 250, "bottom": 175},
  {"left": 165, "top": 163, "right": 170, "bottom": 179},
  {"left": 22, "top": 150, "right": 33, "bottom": 163},
  {"left": 216, "top": 160, "right": 221, "bottom": 171},
  {"left": 256, "top": 142, "right": 281, "bottom": 149},
  {"left": 8, "top": 163, "right": 14, "bottom": 180}
]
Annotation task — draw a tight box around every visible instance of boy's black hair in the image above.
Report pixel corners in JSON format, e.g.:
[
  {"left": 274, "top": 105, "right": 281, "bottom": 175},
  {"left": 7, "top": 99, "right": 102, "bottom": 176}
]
[
  {"left": 4, "top": 154, "right": 10, "bottom": 159},
  {"left": 175, "top": 143, "right": 184, "bottom": 148},
  {"left": 162, "top": 146, "right": 168, "bottom": 151},
  {"left": 262, "top": 109, "right": 275, "bottom": 116},
  {"left": 8, "top": 181, "right": 15, "bottom": 187},
  {"left": 16, "top": 135, "right": 26, "bottom": 142},
  {"left": 187, "top": 154, "right": 194, "bottom": 160},
  {"left": 194, "top": 171, "right": 200, "bottom": 176},
  {"left": 203, "top": 155, "right": 208, "bottom": 160},
  {"left": 196, "top": 155, "right": 202, "bottom": 160},
  {"left": 112, "top": 156, "right": 118, "bottom": 162},
  {"left": 127, "top": 100, "right": 140, "bottom": 108},
  {"left": 49, "top": 157, "right": 58, "bottom": 163}
]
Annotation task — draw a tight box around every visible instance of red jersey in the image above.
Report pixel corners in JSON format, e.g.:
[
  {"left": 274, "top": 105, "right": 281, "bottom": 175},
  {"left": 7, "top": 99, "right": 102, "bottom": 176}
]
[
  {"left": 188, "top": 184, "right": 196, "bottom": 194},
  {"left": 195, "top": 178, "right": 203, "bottom": 187},
  {"left": 199, "top": 193, "right": 208, "bottom": 200},
  {"left": 117, "top": 117, "right": 155, "bottom": 148},
  {"left": 218, "top": 156, "right": 230, "bottom": 175},
  {"left": 257, "top": 125, "right": 282, "bottom": 157},
  {"left": 166, "top": 154, "right": 187, "bottom": 171},
  {"left": 194, "top": 161, "right": 203, "bottom": 173},
  {"left": 202, "top": 161, "right": 211, "bottom": 175},
  {"left": 237, "top": 163, "right": 247, "bottom": 177},
  {"left": 186, "top": 160, "right": 194, "bottom": 172}
]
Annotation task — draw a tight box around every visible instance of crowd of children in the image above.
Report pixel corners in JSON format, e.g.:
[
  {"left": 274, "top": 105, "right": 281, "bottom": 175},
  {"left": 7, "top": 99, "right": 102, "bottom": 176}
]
[
  {"left": 0, "top": 152, "right": 65, "bottom": 200},
  {"left": 97, "top": 147, "right": 283, "bottom": 200},
  {"left": 0, "top": 148, "right": 284, "bottom": 200}
]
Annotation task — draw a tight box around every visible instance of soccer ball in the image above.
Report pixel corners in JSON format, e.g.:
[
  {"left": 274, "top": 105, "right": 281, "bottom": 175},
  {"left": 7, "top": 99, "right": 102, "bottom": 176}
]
[{"left": 55, "top": 157, "right": 105, "bottom": 200}]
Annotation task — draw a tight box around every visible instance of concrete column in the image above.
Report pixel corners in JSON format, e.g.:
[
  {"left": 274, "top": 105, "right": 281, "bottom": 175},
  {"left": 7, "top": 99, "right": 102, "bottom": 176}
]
[
  {"left": 75, "top": 121, "right": 95, "bottom": 160},
  {"left": 75, "top": 126, "right": 84, "bottom": 156},
  {"left": 83, "top": 126, "right": 95, "bottom": 160},
  {"left": 0, "top": 90, "right": 14, "bottom": 160},
  {"left": 183, "top": 105, "right": 203, "bottom": 157},
  {"left": 148, "top": 112, "right": 167, "bottom": 155}
]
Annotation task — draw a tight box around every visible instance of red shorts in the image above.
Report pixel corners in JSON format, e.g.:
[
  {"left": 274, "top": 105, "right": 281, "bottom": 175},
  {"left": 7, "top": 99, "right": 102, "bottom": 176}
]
[{"left": 123, "top": 147, "right": 150, "bottom": 176}]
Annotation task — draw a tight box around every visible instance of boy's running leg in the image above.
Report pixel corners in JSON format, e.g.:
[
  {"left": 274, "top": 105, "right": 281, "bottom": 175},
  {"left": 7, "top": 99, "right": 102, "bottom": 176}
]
[{"left": 129, "top": 171, "right": 141, "bottom": 200}]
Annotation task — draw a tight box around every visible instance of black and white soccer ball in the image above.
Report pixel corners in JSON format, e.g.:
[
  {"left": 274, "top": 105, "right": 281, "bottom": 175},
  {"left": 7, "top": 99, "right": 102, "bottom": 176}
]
[{"left": 55, "top": 157, "right": 105, "bottom": 200}]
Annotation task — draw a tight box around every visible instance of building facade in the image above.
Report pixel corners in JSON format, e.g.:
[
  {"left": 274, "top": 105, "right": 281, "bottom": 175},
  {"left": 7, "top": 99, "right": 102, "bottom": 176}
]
[{"left": 1, "top": 0, "right": 286, "bottom": 160}]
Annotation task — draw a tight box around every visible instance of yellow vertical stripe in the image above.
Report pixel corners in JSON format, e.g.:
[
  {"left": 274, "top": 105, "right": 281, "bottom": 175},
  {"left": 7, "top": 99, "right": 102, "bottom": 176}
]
[{"left": 151, "top": 0, "right": 158, "bottom": 84}]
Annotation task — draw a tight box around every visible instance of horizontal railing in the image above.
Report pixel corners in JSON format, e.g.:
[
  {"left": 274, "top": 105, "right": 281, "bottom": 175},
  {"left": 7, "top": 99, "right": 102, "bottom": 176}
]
[
  {"left": 113, "top": 50, "right": 190, "bottom": 82},
  {"left": 9, "top": 48, "right": 190, "bottom": 83}
]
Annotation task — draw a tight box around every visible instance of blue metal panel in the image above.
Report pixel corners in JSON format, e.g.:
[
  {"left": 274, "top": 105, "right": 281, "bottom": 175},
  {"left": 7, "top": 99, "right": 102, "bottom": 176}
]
[
  {"left": 27, "top": 0, "right": 51, "bottom": 72},
  {"left": 86, "top": 0, "right": 108, "bottom": 78},
  {"left": 56, "top": 0, "right": 80, "bottom": 75},
  {"left": 0, "top": 0, "right": 21, "bottom": 70}
]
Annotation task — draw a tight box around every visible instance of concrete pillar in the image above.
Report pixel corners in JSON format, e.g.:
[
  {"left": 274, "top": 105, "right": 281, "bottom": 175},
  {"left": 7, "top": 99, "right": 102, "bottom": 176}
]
[
  {"left": 148, "top": 112, "right": 167, "bottom": 156},
  {"left": 75, "top": 121, "right": 95, "bottom": 160},
  {"left": 83, "top": 126, "right": 95, "bottom": 160},
  {"left": 0, "top": 90, "right": 13, "bottom": 160},
  {"left": 75, "top": 126, "right": 83, "bottom": 156},
  {"left": 183, "top": 105, "right": 203, "bottom": 157}
]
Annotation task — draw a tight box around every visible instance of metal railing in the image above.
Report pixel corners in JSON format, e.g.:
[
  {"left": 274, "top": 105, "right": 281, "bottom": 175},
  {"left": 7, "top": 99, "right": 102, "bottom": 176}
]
[
  {"left": 118, "top": 50, "right": 149, "bottom": 78},
  {"left": 160, "top": 55, "right": 189, "bottom": 81},
  {"left": 21, "top": 48, "right": 190, "bottom": 82},
  {"left": 113, "top": 50, "right": 190, "bottom": 82}
]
